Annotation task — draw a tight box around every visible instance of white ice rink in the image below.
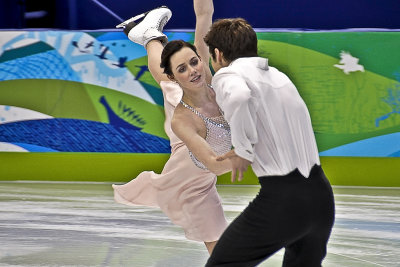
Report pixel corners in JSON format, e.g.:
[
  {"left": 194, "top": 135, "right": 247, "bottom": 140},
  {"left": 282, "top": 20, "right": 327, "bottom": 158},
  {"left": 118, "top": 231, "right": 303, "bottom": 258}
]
[{"left": 0, "top": 181, "right": 399, "bottom": 267}]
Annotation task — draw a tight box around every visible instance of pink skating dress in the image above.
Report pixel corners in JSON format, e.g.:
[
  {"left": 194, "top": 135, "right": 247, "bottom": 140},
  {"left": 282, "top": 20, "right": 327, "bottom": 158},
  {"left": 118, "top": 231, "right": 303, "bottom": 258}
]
[{"left": 112, "top": 81, "right": 229, "bottom": 242}]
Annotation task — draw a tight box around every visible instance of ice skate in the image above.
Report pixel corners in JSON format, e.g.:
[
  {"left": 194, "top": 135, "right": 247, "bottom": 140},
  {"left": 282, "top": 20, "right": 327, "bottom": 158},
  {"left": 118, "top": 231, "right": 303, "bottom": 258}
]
[{"left": 116, "top": 6, "right": 172, "bottom": 47}]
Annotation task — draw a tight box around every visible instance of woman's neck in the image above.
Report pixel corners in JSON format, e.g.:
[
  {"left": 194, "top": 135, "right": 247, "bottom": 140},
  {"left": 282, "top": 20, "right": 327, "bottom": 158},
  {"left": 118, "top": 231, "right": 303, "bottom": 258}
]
[{"left": 181, "top": 84, "right": 214, "bottom": 108}]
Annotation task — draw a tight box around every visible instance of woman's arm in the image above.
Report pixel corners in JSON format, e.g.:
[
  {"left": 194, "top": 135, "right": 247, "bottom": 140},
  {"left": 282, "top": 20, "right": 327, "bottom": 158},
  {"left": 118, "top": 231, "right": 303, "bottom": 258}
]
[
  {"left": 171, "top": 109, "right": 232, "bottom": 175},
  {"left": 193, "top": 0, "right": 213, "bottom": 84}
]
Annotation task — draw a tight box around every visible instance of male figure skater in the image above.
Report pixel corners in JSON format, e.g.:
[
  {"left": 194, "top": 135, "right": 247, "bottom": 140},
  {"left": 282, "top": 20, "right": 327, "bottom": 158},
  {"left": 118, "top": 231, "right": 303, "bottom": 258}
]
[{"left": 204, "top": 18, "right": 335, "bottom": 267}]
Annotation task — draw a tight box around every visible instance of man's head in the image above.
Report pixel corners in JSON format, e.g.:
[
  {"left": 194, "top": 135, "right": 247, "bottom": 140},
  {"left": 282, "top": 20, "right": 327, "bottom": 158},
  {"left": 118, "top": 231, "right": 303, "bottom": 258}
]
[{"left": 204, "top": 18, "right": 258, "bottom": 72}]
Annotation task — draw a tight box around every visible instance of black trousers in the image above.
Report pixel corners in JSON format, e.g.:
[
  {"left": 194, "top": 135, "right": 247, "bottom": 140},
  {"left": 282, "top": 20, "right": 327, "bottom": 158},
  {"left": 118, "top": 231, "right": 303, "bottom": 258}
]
[{"left": 206, "top": 165, "right": 335, "bottom": 267}]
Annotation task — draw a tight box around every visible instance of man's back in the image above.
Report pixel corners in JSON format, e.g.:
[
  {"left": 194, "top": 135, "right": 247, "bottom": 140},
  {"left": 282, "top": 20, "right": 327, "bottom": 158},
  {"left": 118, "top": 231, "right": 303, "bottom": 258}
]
[{"left": 213, "top": 57, "right": 320, "bottom": 177}]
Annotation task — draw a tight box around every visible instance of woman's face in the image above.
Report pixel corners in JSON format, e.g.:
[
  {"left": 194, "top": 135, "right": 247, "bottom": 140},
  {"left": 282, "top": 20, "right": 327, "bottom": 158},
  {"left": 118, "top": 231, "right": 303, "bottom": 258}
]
[{"left": 169, "top": 47, "right": 206, "bottom": 89}]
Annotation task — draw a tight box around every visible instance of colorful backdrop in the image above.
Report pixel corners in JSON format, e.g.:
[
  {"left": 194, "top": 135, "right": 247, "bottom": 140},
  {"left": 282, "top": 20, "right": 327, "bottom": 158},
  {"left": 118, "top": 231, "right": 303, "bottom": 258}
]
[{"left": 0, "top": 30, "right": 399, "bottom": 186}]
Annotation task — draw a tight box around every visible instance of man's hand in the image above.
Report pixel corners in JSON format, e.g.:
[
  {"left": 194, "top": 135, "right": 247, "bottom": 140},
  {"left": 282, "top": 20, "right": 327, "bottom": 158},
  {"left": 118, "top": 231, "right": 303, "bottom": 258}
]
[{"left": 217, "top": 149, "right": 251, "bottom": 182}]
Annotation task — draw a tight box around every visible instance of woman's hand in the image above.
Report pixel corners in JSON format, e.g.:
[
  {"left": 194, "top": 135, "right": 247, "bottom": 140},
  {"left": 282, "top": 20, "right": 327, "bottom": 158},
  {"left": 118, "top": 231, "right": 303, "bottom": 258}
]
[{"left": 217, "top": 149, "right": 251, "bottom": 182}]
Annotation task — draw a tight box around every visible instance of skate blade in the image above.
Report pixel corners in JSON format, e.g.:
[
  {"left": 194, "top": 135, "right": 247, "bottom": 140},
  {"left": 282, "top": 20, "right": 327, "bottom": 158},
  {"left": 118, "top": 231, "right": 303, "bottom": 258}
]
[
  {"left": 116, "top": 13, "right": 146, "bottom": 28},
  {"left": 115, "top": 6, "right": 169, "bottom": 28}
]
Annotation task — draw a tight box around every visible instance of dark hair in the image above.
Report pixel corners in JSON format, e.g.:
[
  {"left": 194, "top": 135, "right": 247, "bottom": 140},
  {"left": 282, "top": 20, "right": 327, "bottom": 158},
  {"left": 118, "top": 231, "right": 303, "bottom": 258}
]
[
  {"left": 160, "top": 40, "right": 200, "bottom": 77},
  {"left": 204, "top": 18, "right": 258, "bottom": 63}
]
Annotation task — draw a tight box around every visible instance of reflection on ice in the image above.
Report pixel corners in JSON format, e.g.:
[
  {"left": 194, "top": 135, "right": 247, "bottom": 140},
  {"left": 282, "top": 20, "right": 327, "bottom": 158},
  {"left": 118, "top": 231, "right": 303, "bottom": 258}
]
[{"left": 0, "top": 182, "right": 399, "bottom": 267}]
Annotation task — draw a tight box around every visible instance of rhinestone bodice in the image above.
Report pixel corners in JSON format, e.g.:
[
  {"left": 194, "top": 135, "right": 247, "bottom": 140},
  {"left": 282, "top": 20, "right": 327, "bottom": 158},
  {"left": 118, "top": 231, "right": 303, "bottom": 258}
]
[{"left": 180, "top": 100, "right": 232, "bottom": 170}]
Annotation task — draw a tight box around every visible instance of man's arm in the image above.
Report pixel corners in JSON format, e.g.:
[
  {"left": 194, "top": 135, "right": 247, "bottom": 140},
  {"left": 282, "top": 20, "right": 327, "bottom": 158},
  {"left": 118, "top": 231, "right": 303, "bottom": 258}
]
[
  {"left": 213, "top": 72, "right": 259, "bottom": 181},
  {"left": 213, "top": 72, "right": 258, "bottom": 162}
]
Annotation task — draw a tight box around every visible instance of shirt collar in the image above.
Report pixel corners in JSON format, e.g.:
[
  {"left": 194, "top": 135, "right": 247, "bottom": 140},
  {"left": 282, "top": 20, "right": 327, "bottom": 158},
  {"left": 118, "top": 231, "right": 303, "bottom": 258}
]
[{"left": 230, "top": 57, "right": 269, "bottom": 70}]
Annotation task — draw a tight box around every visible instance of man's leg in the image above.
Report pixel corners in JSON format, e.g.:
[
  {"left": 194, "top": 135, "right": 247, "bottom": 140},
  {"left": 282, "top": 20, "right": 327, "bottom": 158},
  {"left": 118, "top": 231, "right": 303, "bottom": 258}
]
[
  {"left": 282, "top": 167, "right": 335, "bottom": 267},
  {"left": 205, "top": 197, "right": 285, "bottom": 267},
  {"left": 206, "top": 172, "right": 315, "bottom": 267}
]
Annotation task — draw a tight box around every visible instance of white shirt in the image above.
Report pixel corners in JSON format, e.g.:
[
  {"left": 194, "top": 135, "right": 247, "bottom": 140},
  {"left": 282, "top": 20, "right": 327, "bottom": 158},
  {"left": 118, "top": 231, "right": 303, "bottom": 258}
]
[{"left": 212, "top": 57, "right": 320, "bottom": 178}]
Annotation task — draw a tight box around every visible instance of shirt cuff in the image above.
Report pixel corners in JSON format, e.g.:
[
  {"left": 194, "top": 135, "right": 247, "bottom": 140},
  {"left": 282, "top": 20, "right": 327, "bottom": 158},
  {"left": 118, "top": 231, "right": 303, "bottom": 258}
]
[{"left": 234, "top": 146, "right": 255, "bottom": 163}]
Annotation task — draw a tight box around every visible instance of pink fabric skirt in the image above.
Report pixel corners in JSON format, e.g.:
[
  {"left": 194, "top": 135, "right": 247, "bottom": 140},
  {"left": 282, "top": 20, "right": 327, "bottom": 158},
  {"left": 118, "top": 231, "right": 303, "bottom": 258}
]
[{"left": 112, "top": 143, "right": 228, "bottom": 242}]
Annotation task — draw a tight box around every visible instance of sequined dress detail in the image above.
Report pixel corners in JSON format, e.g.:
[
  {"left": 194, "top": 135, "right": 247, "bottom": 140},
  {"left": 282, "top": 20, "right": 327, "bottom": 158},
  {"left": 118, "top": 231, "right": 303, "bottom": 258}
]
[{"left": 180, "top": 100, "right": 232, "bottom": 170}]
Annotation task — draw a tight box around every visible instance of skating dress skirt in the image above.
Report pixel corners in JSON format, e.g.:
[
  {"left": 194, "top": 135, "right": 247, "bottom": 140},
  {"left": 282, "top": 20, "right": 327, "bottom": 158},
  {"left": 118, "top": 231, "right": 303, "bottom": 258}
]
[{"left": 112, "top": 81, "right": 229, "bottom": 242}]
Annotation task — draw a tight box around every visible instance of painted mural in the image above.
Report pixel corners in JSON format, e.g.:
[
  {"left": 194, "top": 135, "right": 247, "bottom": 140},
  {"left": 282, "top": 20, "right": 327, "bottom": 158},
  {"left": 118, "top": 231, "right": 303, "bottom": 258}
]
[{"left": 0, "top": 30, "right": 399, "bottom": 156}]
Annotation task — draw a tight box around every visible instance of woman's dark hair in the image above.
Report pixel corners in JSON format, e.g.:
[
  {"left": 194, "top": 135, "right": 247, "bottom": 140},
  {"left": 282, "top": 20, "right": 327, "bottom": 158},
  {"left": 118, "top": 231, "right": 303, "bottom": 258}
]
[
  {"left": 204, "top": 18, "right": 258, "bottom": 63},
  {"left": 160, "top": 40, "right": 200, "bottom": 77}
]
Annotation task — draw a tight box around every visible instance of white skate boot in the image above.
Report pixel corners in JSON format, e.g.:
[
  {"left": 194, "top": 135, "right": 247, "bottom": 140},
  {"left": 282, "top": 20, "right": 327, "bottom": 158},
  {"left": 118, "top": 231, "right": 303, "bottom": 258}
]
[{"left": 116, "top": 6, "right": 172, "bottom": 47}]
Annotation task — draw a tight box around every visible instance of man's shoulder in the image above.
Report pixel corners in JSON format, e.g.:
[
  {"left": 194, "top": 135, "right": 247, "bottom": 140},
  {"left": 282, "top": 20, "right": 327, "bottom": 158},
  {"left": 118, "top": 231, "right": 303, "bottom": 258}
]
[
  {"left": 215, "top": 58, "right": 284, "bottom": 78},
  {"left": 214, "top": 59, "right": 294, "bottom": 90},
  {"left": 214, "top": 60, "right": 251, "bottom": 77}
]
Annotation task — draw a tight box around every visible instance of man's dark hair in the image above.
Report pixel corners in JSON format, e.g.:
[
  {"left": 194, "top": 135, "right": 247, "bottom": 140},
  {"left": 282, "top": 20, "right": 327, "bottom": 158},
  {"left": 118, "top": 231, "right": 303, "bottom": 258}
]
[{"left": 204, "top": 18, "right": 258, "bottom": 63}]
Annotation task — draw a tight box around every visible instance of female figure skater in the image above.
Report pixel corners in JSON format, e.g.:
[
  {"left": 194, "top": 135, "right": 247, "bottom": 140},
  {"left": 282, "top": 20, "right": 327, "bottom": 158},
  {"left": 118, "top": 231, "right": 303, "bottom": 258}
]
[{"left": 113, "top": 0, "right": 232, "bottom": 254}]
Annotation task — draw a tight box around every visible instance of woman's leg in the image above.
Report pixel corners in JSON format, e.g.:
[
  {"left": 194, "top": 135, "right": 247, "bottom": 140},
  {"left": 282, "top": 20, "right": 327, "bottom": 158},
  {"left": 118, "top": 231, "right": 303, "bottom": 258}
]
[
  {"left": 117, "top": 7, "right": 171, "bottom": 85},
  {"left": 205, "top": 240, "right": 217, "bottom": 255},
  {"left": 146, "top": 40, "right": 169, "bottom": 84}
]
